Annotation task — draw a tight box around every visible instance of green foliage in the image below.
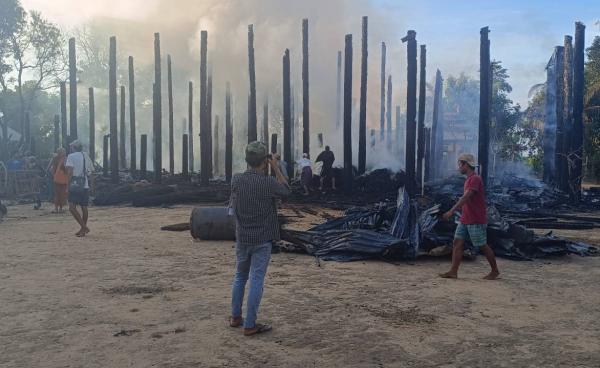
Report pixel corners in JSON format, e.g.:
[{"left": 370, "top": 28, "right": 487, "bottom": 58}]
[{"left": 585, "top": 36, "right": 600, "bottom": 181}]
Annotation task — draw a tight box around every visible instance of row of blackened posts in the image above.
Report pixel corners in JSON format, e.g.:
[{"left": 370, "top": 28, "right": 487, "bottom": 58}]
[
  {"left": 543, "top": 22, "right": 586, "bottom": 200},
  {"left": 46, "top": 18, "right": 464, "bottom": 193}
]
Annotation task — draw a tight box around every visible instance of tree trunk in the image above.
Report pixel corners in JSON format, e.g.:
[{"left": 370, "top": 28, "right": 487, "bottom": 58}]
[
  {"left": 302, "top": 18, "right": 310, "bottom": 157},
  {"left": 343, "top": 34, "right": 353, "bottom": 193},
  {"left": 109, "top": 36, "right": 118, "bottom": 183},
  {"left": 225, "top": 82, "right": 233, "bottom": 183},
  {"left": 478, "top": 27, "right": 491, "bottom": 187},
  {"left": 69, "top": 37, "right": 78, "bottom": 140},
  {"left": 154, "top": 33, "right": 162, "bottom": 183},
  {"left": 380, "top": 42, "right": 386, "bottom": 141},
  {"left": 188, "top": 81, "right": 194, "bottom": 173},
  {"left": 417, "top": 44, "right": 427, "bottom": 187},
  {"left": 358, "top": 16, "right": 368, "bottom": 174},
  {"left": 283, "top": 49, "right": 293, "bottom": 178},
  {"left": 248, "top": 25, "right": 257, "bottom": 143},
  {"left": 88, "top": 87, "right": 95, "bottom": 161},
  {"left": 402, "top": 30, "right": 417, "bottom": 194},
  {"left": 128, "top": 56, "right": 136, "bottom": 175},
  {"left": 167, "top": 55, "right": 174, "bottom": 175}
]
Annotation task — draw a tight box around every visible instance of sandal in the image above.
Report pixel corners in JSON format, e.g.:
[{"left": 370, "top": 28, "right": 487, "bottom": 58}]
[
  {"left": 243, "top": 323, "right": 272, "bottom": 336},
  {"left": 229, "top": 316, "right": 243, "bottom": 328}
]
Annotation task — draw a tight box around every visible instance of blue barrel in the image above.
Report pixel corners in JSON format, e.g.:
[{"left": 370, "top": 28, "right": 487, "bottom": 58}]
[{"left": 190, "top": 206, "right": 236, "bottom": 240}]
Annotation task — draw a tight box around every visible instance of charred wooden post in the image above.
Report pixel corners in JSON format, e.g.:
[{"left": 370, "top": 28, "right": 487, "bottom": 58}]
[
  {"left": 302, "top": 18, "right": 310, "bottom": 156},
  {"left": 69, "top": 37, "right": 77, "bottom": 140},
  {"left": 380, "top": 42, "right": 386, "bottom": 141},
  {"left": 109, "top": 36, "right": 118, "bottom": 183},
  {"left": 416, "top": 44, "right": 427, "bottom": 186},
  {"left": 167, "top": 55, "right": 174, "bottom": 175},
  {"left": 154, "top": 33, "right": 162, "bottom": 183},
  {"left": 370, "top": 129, "right": 376, "bottom": 148},
  {"left": 119, "top": 85, "right": 126, "bottom": 169},
  {"left": 60, "top": 82, "right": 68, "bottom": 150},
  {"left": 560, "top": 36, "right": 574, "bottom": 192},
  {"left": 343, "top": 34, "right": 353, "bottom": 193},
  {"left": 263, "top": 101, "right": 269, "bottom": 150},
  {"left": 271, "top": 133, "right": 278, "bottom": 153},
  {"left": 317, "top": 133, "right": 323, "bottom": 148},
  {"left": 214, "top": 115, "right": 220, "bottom": 175},
  {"left": 182, "top": 133, "right": 189, "bottom": 177},
  {"left": 283, "top": 49, "right": 293, "bottom": 178},
  {"left": 53, "top": 114, "right": 60, "bottom": 152},
  {"left": 544, "top": 46, "right": 563, "bottom": 185},
  {"left": 424, "top": 127, "right": 431, "bottom": 183},
  {"left": 478, "top": 27, "right": 491, "bottom": 187},
  {"left": 336, "top": 51, "right": 342, "bottom": 129},
  {"left": 88, "top": 87, "right": 95, "bottom": 161},
  {"left": 386, "top": 75, "right": 392, "bottom": 150},
  {"left": 128, "top": 56, "right": 136, "bottom": 174},
  {"left": 140, "top": 134, "right": 147, "bottom": 180},
  {"left": 248, "top": 25, "right": 258, "bottom": 143},
  {"left": 207, "top": 74, "right": 214, "bottom": 178},
  {"left": 571, "top": 22, "right": 585, "bottom": 200},
  {"left": 188, "top": 81, "right": 194, "bottom": 172},
  {"left": 358, "top": 16, "right": 368, "bottom": 174},
  {"left": 395, "top": 105, "right": 402, "bottom": 159},
  {"left": 402, "top": 30, "right": 417, "bottom": 194},
  {"left": 225, "top": 82, "right": 233, "bottom": 183},
  {"left": 200, "top": 30, "right": 209, "bottom": 185},
  {"left": 103, "top": 135, "right": 109, "bottom": 177},
  {"left": 431, "top": 69, "right": 443, "bottom": 180}
]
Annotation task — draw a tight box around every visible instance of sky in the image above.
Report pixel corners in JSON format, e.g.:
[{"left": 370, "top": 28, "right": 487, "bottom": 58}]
[{"left": 20, "top": 0, "right": 600, "bottom": 107}]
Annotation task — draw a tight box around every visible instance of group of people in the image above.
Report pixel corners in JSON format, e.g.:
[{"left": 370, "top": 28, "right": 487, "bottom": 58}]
[
  {"left": 228, "top": 143, "right": 500, "bottom": 336},
  {"left": 47, "top": 140, "right": 93, "bottom": 237}
]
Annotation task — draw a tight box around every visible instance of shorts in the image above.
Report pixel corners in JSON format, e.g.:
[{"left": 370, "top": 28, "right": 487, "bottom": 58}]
[
  {"left": 69, "top": 189, "right": 90, "bottom": 207},
  {"left": 454, "top": 223, "right": 487, "bottom": 247}
]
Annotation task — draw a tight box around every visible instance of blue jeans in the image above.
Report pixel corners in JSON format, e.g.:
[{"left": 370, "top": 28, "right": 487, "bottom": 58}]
[{"left": 231, "top": 242, "right": 272, "bottom": 329}]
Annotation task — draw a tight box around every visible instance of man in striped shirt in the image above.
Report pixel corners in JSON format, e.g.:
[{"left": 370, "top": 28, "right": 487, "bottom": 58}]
[{"left": 229, "top": 141, "right": 290, "bottom": 336}]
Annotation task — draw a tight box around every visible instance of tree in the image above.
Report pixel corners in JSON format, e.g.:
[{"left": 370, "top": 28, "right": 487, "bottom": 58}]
[
  {"left": 490, "top": 60, "right": 522, "bottom": 163},
  {"left": 521, "top": 90, "right": 545, "bottom": 175},
  {"left": 584, "top": 36, "right": 600, "bottom": 181},
  {"left": 0, "top": 0, "right": 25, "bottom": 93}
]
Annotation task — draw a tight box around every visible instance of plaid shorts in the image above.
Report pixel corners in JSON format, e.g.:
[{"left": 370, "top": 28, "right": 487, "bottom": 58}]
[{"left": 454, "top": 223, "right": 487, "bottom": 247}]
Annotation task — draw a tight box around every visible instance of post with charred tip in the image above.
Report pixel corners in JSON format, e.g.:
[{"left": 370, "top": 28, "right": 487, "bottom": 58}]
[
  {"left": 207, "top": 74, "right": 213, "bottom": 179},
  {"left": 559, "top": 35, "right": 573, "bottom": 193},
  {"left": 263, "top": 101, "right": 269, "bottom": 151},
  {"left": 248, "top": 25, "right": 257, "bottom": 143},
  {"left": 571, "top": 21, "right": 585, "bottom": 200},
  {"left": 402, "top": 30, "right": 417, "bottom": 195},
  {"left": 60, "top": 82, "right": 68, "bottom": 150},
  {"left": 69, "top": 37, "right": 78, "bottom": 141},
  {"left": 336, "top": 51, "right": 342, "bottom": 129},
  {"left": 214, "top": 115, "right": 220, "bottom": 176},
  {"left": 380, "top": 42, "right": 386, "bottom": 142},
  {"left": 431, "top": 69, "right": 443, "bottom": 180},
  {"left": 188, "top": 81, "right": 194, "bottom": 173},
  {"left": 302, "top": 18, "right": 310, "bottom": 157},
  {"left": 200, "top": 30, "right": 209, "bottom": 185},
  {"left": 225, "top": 82, "right": 233, "bottom": 183},
  {"left": 358, "top": 16, "right": 368, "bottom": 174},
  {"left": 417, "top": 44, "right": 427, "bottom": 187},
  {"left": 103, "top": 134, "right": 109, "bottom": 177},
  {"left": 386, "top": 75, "right": 392, "bottom": 151},
  {"left": 88, "top": 88, "right": 95, "bottom": 162},
  {"left": 119, "top": 85, "right": 126, "bottom": 169},
  {"left": 109, "top": 36, "right": 119, "bottom": 183},
  {"left": 478, "top": 27, "right": 491, "bottom": 187},
  {"left": 140, "top": 134, "right": 147, "bottom": 180},
  {"left": 153, "top": 33, "right": 162, "bottom": 183},
  {"left": 182, "top": 133, "right": 189, "bottom": 178},
  {"left": 283, "top": 49, "right": 293, "bottom": 178},
  {"left": 343, "top": 34, "right": 353, "bottom": 193},
  {"left": 168, "top": 55, "right": 175, "bottom": 175}
]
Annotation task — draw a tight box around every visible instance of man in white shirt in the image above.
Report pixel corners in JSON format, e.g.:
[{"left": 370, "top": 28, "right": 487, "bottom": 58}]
[{"left": 65, "top": 140, "right": 93, "bottom": 237}]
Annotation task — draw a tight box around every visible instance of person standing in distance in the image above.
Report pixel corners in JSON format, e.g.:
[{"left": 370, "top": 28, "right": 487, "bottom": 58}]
[{"left": 65, "top": 140, "right": 93, "bottom": 237}]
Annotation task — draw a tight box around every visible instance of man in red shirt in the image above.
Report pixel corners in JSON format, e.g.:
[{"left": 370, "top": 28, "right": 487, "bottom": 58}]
[{"left": 440, "top": 153, "right": 500, "bottom": 280}]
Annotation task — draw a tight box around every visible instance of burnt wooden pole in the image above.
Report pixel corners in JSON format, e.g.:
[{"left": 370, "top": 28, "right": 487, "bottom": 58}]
[
  {"left": 478, "top": 27, "right": 491, "bottom": 187},
  {"left": 417, "top": 45, "right": 427, "bottom": 187},
  {"left": 199, "top": 30, "right": 209, "bottom": 185},
  {"left": 225, "top": 82, "right": 233, "bottom": 183},
  {"left": 343, "top": 34, "right": 353, "bottom": 193},
  {"left": 380, "top": 42, "right": 386, "bottom": 141},
  {"left": 395, "top": 105, "right": 402, "bottom": 159},
  {"left": 68, "top": 37, "right": 77, "bottom": 141},
  {"left": 302, "top": 18, "right": 310, "bottom": 156},
  {"left": 207, "top": 75, "right": 213, "bottom": 178},
  {"left": 188, "top": 81, "right": 194, "bottom": 172},
  {"left": 358, "top": 16, "right": 368, "bottom": 174},
  {"left": 336, "top": 51, "right": 342, "bottom": 129},
  {"left": 167, "top": 55, "right": 174, "bottom": 175},
  {"left": 386, "top": 75, "right": 392, "bottom": 150},
  {"left": 102, "top": 135, "right": 109, "bottom": 177},
  {"left": 214, "top": 115, "right": 220, "bottom": 175},
  {"left": 53, "top": 114, "right": 60, "bottom": 152},
  {"left": 60, "top": 82, "right": 68, "bottom": 150},
  {"left": 263, "top": 101, "right": 269, "bottom": 150},
  {"left": 560, "top": 36, "right": 573, "bottom": 192},
  {"left": 283, "top": 49, "right": 293, "bottom": 178},
  {"left": 571, "top": 22, "right": 585, "bottom": 199},
  {"left": 128, "top": 56, "right": 136, "bottom": 174},
  {"left": 140, "top": 134, "right": 147, "bottom": 180},
  {"left": 271, "top": 134, "right": 278, "bottom": 154},
  {"left": 402, "top": 30, "right": 417, "bottom": 194},
  {"left": 109, "top": 36, "right": 118, "bottom": 183},
  {"left": 88, "top": 87, "right": 95, "bottom": 161},
  {"left": 431, "top": 69, "right": 443, "bottom": 180},
  {"left": 153, "top": 33, "right": 162, "bottom": 183},
  {"left": 182, "top": 133, "right": 189, "bottom": 177},
  {"left": 424, "top": 127, "right": 431, "bottom": 182},
  {"left": 248, "top": 25, "right": 258, "bottom": 142},
  {"left": 119, "top": 85, "right": 126, "bottom": 169}
]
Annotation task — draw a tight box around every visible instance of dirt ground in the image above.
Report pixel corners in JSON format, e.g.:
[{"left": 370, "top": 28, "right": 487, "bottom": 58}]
[{"left": 1, "top": 203, "right": 600, "bottom": 368}]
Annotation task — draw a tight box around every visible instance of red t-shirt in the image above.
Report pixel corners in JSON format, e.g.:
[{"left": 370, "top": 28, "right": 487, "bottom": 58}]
[{"left": 460, "top": 173, "right": 487, "bottom": 224}]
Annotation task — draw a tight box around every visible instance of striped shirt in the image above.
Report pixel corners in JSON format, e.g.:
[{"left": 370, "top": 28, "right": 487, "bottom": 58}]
[{"left": 231, "top": 169, "right": 290, "bottom": 245}]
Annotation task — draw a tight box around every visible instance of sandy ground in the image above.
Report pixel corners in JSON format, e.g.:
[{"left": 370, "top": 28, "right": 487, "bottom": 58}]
[{"left": 1, "top": 203, "right": 600, "bottom": 368}]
